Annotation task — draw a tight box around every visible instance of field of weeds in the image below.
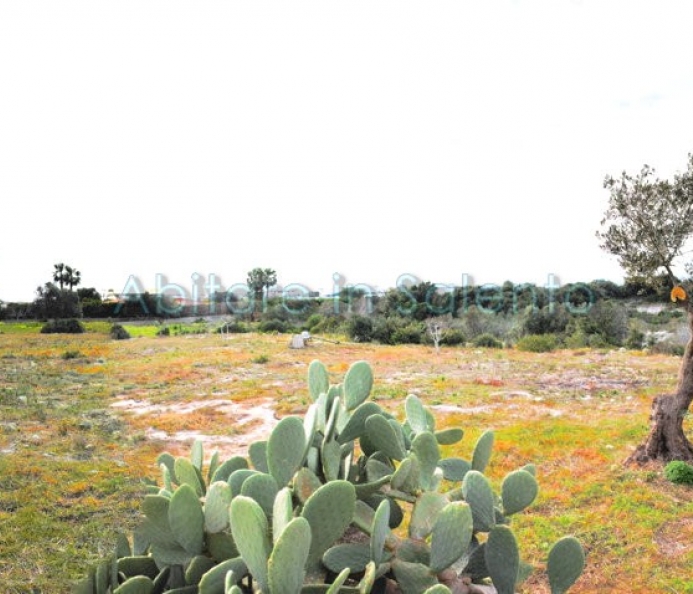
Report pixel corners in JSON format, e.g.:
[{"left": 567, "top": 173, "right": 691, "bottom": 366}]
[{"left": 1, "top": 323, "right": 692, "bottom": 593}]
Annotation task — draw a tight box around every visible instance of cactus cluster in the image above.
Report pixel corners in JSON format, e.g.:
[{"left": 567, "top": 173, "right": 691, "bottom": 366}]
[{"left": 77, "top": 360, "right": 584, "bottom": 594}]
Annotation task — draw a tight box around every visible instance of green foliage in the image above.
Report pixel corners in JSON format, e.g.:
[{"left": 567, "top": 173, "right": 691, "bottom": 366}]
[
  {"left": 523, "top": 305, "right": 570, "bottom": 336},
  {"left": 370, "top": 316, "right": 426, "bottom": 345},
  {"left": 579, "top": 301, "right": 629, "bottom": 346},
  {"left": 216, "top": 320, "right": 249, "bottom": 334},
  {"left": 516, "top": 334, "right": 558, "bottom": 353},
  {"left": 53, "top": 262, "right": 81, "bottom": 291},
  {"left": 306, "top": 313, "right": 343, "bottom": 334},
  {"left": 258, "top": 319, "right": 289, "bottom": 334},
  {"left": 347, "top": 315, "right": 374, "bottom": 343},
  {"left": 34, "top": 282, "right": 83, "bottom": 319},
  {"left": 40, "top": 318, "right": 85, "bottom": 334},
  {"left": 664, "top": 460, "right": 693, "bottom": 485},
  {"left": 110, "top": 324, "right": 131, "bottom": 340},
  {"left": 439, "top": 328, "right": 466, "bottom": 346},
  {"left": 247, "top": 267, "right": 277, "bottom": 316},
  {"left": 79, "top": 360, "right": 584, "bottom": 593},
  {"left": 598, "top": 155, "right": 693, "bottom": 281},
  {"left": 472, "top": 333, "right": 503, "bottom": 349},
  {"left": 625, "top": 326, "right": 645, "bottom": 349},
  {"left": 391, "top": 321, "right": 426, "bottom": 345}
]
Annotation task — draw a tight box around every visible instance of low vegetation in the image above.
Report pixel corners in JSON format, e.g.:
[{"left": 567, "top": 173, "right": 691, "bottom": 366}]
[
  {"left": 78, "top": 360, "right": 585, "bottom": 593},
  {"left": 0, "top": 322, "right": 692, "bottom": 592}
]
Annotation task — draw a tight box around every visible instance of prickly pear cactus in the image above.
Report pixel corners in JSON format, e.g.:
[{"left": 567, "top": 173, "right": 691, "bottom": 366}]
[{"left": 78, "top": 360, "right": 584, "bottom": 594}]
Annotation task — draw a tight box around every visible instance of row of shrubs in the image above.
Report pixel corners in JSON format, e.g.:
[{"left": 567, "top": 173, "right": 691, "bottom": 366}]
[
  {"left": 40, "top": 319, "right": 132, "bottom": 340},
  {"left": 37, "top": 299, "right": 687, "bottom": 355}
]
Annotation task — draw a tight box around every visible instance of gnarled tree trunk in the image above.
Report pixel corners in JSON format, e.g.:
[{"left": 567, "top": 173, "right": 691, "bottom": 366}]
[{"left": 627, "top": 309, "right": 693, "bottom": 464}]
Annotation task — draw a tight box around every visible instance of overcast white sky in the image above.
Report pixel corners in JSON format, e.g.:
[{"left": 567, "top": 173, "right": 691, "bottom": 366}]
[{"left": 2, "top": 1, "right": 693, "bottom": 302}]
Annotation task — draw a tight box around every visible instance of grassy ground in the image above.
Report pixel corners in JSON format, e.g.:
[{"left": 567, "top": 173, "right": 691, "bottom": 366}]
[{"left": 0, "top": 322, "right": 692, "bottom": 593}]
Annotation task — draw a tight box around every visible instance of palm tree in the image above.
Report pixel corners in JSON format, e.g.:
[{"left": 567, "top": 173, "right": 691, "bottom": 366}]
[
  {"left": 64, "top": 266, "right": 81, "bottom": 291},
  {"left": 52, "top": 263, "right": 81, "bottom": 292},
  {"left": 53, "top": 263, "right": 66, "bottom": 290},
  {"left": 262, "top": 268, "right": 277, "bottom": 300}
]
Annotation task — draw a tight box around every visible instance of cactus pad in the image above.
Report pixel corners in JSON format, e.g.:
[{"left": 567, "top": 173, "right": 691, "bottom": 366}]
[
  {"left": 485, "top": 525, "right": 519, "bottom": 594},
  {"left": 430, "top": 502, "right": 473, "bottom": 573},
  {"left": 267, "top": 416, "right": 307, "bottom": 487},
  {"left": 471, "top": 430, "right": 494, "bottom": 473},
  {"left": 547, "top": 536, "right": 585, "bottom": 594},
  {"left": 301, "top": 480, "right": 356, "bottom": 568},
  {"left": 342, "top": 361, "right": 373, "bottom": 411},
  {"left": 308, "top": 359, "right": 330, "bottom": 401},
  {"left": 268, "top": 517, "right": 312, "bottom": 594},
  {"left": 229, "top": 496, "right": 271, "bottom": 592},
  {"left": 169, "top": 484, "right": 205, "bottom": 556},
  {"left": 461, "top": 471, "right": 496, "bottom": 533},
  {"left": 205, "top": 482, "right": 232, "bottom": 533},
  {"left": 501, "top": 469, "right": 538, "bottom": 516}
]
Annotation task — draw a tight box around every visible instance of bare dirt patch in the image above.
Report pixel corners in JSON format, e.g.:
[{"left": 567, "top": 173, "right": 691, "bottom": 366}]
[
  {"left": 653, "top": 516, "right": 693, "bottom": 556},
  {"left": 112, "top": 396, "right": 278, "bottom": 458}
]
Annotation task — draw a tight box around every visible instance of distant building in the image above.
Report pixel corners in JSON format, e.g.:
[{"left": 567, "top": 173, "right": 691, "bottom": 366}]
[{"left": 102, "top": 290, "right": 120, "bottom": 303}]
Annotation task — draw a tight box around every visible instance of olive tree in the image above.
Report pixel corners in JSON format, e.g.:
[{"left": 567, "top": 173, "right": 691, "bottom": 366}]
[{"left": 598, "top": 154, "right": 693, "bottom": 462}]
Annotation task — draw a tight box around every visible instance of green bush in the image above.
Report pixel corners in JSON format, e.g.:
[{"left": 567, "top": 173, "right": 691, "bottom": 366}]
[
  {"left": 110, "top": 324, "right": 131, "bottom": 340},
  {"left": 625, "top": 327, "right": 645, "bottom": 349},
  {"left": 391, "top": 321, "right": 425, "bottom": 344},
  {"left": 371, "top": 317, "right": 425, "bottom": 345},
  {"left": 582, "top": 301, "right": 629, "bottom": 346},
  {"left": 156, "top": 326, "right": 171, "bottom": 337},
  {"left": 61, "top": 350, "right": 83, "bottom": 360},
  {"left": 259, "top": 319, "right": 289, "bottom": 334},
  {"left": 309, "top": 314, "right": 343, "bottom": 334},
  {"left": 523, "top": 305, "right": 570, "bottom": 335},
  {"left": 347, "top": 315, "right": 374, "bottom": 342},
  {"left": 473, "top": 333, "right": 503, "bottom": 348},
  {"left": 564, "top": 328, "right": 589, "bottom": 349},
  {"left": 516, "top": 334, "right": 558, "bottom": 353},
  {"left": 78, "top": 359, "right": 585, "bottom": 594},
  {"left": 440, "top": 328, "right": 466, "bottom": 346},
  {"left": 40, "top": 318, "right": 85, "bottom": 334},
  {"left": 664, "top": 460, "right": 693, "bottom": 485},
  {"left": 216, "top": 320, "right": 249, "bottom": 334},
  {"left": 305, "top": 313, "right": 324, "bottom": 332},
  {"left": 371, "top": 317, "right": 402, "bottom": 345},
  {"left": 587, "top": 333, "right": 610, "bottom": 349}
]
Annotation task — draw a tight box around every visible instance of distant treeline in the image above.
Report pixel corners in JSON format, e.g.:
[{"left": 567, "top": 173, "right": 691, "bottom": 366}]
[
  {"left": 1, "top": 276, "right": 685, "bottom": 353},
  {"left": 0, "top": 276, "right": 674, "bottom": 322}
]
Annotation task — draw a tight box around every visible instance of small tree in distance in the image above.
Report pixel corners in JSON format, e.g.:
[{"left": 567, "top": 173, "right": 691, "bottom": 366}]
[
  {"left": 598, "top": 154, "right": 693, "bottom": 463},
  {"left": 246, "top": 267, "right": 277, "bottom": 319},
  {"left": 53, "top": 262, "right": 81, "bottom": 292}
]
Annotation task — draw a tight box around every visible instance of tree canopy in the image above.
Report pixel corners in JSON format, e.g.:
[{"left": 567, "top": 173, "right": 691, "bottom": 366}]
[
  {"left": 597, "top": 155, "right": 693, "bottom": 286},
  {"left": 53, "top": 263, "right": 82, "bottom": 292}
]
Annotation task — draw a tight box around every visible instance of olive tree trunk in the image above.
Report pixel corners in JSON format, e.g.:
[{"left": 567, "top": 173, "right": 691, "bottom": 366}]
[{"left": 627, "top": 310, "right": 693, "bottom": 464}]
